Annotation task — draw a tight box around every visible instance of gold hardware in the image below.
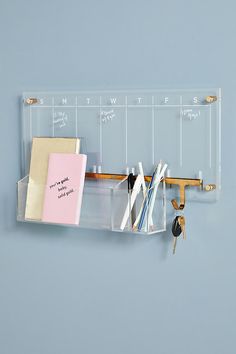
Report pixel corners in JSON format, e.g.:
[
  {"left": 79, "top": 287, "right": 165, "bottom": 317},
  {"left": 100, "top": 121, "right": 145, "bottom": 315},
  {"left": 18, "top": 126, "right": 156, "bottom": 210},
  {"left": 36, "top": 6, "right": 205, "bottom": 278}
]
[
  {"left": 85, "top": 173, "right": 203, "bottom": 210},
  {"left": 24, "top": 98, "right": 38, "bottom": 105},
  {"left": 205, "top": 95, "right": 217, "bottom": 104},
  {"left": 205, "top": 184, "right": 216, "bottom": 191},
  {"left": 179, "top": 216, "right": 186, "bottom": 240},
  {"left": 86, "top": 172, "right": 126, "bottom": 181},
  {"left": 165, "top": 177, "right": 202, "bottom": 210}
]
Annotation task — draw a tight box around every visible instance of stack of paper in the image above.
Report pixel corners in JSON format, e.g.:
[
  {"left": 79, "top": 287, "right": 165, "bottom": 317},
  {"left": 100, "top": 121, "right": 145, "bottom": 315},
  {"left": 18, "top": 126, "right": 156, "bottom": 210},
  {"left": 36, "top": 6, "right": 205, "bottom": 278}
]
[{"left": 25, "top": 137, "right": 80, "bottom": 220}]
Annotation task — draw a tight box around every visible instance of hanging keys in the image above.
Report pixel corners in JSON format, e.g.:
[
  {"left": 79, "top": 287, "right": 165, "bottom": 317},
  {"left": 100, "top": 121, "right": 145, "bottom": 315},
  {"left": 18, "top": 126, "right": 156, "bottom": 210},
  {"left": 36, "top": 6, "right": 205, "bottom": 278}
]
[
  {"left": 172, "top": 216, "right": 182, "bottom": 254},
  {"left": 179, "top": 215, "right": 186, "bottom": 240},
  {"left": 172, "top": 216, "right": 182, "bottom": 237}
]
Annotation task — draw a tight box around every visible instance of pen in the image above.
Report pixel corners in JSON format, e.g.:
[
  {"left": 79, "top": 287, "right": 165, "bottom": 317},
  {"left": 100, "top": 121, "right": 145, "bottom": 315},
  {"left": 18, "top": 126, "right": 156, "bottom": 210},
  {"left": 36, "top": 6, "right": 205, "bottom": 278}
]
[
  {"left": 128, "top": 173, "right": 136, "bottom": 226},
  {"left": 137, "top": 166, "right": 158, "bottom": 231},
  {"left": 147, "top": 163, "right": 168, "bottom": 228},
  {"left": 120, "top": 175, "right": 142, "bottom": 231}
]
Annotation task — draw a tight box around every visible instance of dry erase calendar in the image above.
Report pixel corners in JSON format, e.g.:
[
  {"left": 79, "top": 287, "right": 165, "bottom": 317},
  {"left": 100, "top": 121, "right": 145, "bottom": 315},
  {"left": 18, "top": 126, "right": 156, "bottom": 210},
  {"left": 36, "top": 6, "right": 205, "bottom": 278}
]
[{"left": 21, "top": 89, "right": 221, "bottom": 202}]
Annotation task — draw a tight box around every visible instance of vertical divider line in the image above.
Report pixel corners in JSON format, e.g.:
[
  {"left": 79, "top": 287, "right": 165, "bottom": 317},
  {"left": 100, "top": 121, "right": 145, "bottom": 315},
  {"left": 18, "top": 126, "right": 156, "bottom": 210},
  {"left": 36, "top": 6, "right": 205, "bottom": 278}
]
[
  {"left": 125, "top": 95, "right": 128, "bottom": 166},
  {"left": 99, "top": 96, "right": 102, "bottom": 164},
  {"left": 75, "top": 96, "right": 78, "bottom": 138},
  {"left": 22, "top": 100, "right": 26, "bottom": 176},
  {"left": 29, "top": 105, "right": 32, "bottom": 142},
  {"left": 52, "top": 96, "right": 55, "bottom": 137},
  {"left": 152, "top": 95, "right": 155, "bottom": 165},
  {"left": 180, "top": 95, "right": 183, "bottom": 167},
  {"left": 209, "top": 104, "right": 212, "bottom": 169},
  {"left": 29, "top": 104, "right": 32, "bottom": 174},
  {"left": 218, "top": 88, "right": 222, "bottom": 191}
]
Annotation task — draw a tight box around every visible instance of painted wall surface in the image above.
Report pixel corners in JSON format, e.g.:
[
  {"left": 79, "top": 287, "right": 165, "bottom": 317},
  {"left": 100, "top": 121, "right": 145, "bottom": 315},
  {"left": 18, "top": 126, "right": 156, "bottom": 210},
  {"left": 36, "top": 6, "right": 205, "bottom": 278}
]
[{"left": 0, "top": 1, "right": 235, "bottom": 353}]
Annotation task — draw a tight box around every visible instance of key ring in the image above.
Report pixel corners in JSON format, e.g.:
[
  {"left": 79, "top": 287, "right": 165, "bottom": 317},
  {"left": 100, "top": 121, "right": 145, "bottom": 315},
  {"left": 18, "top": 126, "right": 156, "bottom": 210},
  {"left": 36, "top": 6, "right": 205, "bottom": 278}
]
[{"left": 174, "top": 209, "right": 184, "bottom": 218}]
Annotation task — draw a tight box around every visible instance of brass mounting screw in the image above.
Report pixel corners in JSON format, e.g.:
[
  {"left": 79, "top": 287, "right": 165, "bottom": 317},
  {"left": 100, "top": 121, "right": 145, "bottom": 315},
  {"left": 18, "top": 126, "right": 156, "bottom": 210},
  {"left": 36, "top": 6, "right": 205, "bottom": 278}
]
[
  {"left": 205, "top": 96, "right": 217, "bottom": 104},
  {"left": 25, "top": 98, "right": 38, "bottom": 105},
  {"left": 205, "top": 184, "right": 216, "bottom": 191}
]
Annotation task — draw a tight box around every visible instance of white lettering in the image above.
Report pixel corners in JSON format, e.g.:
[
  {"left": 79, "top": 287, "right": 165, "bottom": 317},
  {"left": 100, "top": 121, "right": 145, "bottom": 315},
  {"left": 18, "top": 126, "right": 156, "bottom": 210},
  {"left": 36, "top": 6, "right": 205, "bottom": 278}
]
[{"left": 110, "top": 98, "right": 117, "bottom": 104}]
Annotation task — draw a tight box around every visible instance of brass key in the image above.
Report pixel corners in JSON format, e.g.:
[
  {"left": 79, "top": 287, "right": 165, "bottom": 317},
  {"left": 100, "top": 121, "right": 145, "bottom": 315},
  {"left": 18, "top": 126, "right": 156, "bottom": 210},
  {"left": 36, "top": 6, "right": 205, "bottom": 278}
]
[{"left": 179, "top": 216, "right": 186, "bottom": 240}]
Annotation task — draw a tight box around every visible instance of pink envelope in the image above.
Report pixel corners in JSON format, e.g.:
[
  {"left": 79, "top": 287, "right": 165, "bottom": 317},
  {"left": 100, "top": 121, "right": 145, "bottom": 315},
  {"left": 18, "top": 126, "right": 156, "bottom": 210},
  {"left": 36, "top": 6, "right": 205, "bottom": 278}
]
[{"left": 42, "top": 153, "right": 87, "bottom": 225}]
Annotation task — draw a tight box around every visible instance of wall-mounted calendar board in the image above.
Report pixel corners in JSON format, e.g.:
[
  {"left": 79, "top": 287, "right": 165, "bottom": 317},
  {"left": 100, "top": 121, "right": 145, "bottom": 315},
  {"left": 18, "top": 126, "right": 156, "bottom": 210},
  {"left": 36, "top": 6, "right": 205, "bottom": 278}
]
[{"left": 22, "top": 89, "right": 221, "bottom": 202}]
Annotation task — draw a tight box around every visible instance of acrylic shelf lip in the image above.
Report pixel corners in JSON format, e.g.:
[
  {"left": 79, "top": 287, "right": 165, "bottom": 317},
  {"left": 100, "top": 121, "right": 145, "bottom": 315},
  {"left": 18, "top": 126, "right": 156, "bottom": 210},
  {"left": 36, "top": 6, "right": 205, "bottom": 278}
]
[{"left": 17, "top": 175, "right": 166, "bottom": 236}]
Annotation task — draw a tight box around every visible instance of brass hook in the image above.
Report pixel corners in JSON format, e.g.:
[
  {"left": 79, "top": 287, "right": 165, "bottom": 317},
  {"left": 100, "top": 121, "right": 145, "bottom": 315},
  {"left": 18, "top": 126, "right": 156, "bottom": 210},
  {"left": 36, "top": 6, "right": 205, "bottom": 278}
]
[{"left": 165, "top": 177, "right": 203, "bottom": 210}]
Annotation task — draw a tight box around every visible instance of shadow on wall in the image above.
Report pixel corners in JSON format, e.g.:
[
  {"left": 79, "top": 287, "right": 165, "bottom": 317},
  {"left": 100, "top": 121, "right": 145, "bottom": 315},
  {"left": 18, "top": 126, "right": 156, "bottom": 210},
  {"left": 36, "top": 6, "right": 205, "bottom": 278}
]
[{"left": 8, "top": 215, "right": 174, "bottom": 260}]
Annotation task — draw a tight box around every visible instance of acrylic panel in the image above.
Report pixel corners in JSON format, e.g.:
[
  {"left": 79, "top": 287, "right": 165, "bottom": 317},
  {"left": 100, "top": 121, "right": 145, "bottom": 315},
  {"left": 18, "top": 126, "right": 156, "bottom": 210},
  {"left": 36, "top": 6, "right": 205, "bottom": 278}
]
[{"left": 22, "top": 89, "right": 221, "bottom": 202}]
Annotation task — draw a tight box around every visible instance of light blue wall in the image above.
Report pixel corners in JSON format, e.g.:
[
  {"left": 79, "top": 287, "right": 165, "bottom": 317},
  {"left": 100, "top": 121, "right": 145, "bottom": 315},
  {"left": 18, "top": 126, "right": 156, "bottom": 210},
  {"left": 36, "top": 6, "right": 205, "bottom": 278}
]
[{"left": 0, "top": 1, "right": 235, "bottom": 353}]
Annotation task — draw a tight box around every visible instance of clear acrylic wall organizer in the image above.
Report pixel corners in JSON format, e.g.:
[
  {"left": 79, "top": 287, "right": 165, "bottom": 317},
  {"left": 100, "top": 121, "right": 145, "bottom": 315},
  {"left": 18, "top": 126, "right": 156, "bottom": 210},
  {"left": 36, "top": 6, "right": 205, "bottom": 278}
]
[
  {"left": 17, "top": 175, "right": 166, "bottom": 234},
  {"left": 17, "top": 89, "right": 221, "bottom": 235}
]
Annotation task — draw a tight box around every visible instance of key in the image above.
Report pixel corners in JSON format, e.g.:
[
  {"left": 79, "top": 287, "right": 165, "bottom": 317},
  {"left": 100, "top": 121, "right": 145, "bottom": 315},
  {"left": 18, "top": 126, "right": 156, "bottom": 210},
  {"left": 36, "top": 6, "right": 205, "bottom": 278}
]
[
  {"left": 173, "top": 236, "right": 177, "bottom": 254},
  {"left": 179, "top": 216, "right": 186, "bottom": 240},
  {"left": 172, "top": 216, "right": 182, "bottom": 254},
  {"left": 172, "top": 216, "right": 182, "bottom": 237}
]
